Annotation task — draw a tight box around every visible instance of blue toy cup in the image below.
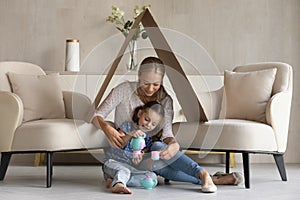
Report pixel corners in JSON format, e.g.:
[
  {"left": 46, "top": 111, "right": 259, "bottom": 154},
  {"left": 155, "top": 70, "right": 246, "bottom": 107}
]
[{"left": 140, "top": 177, "right": 158, "bottom": 189}]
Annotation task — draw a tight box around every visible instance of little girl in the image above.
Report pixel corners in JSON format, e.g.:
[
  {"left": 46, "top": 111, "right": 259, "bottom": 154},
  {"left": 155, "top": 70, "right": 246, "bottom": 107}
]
[{"left": 102, "top": 101, "right": 165, "bottom": 194}]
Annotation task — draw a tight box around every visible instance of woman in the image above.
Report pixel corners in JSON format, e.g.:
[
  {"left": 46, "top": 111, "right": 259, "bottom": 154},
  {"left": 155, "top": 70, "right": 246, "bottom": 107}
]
[
  {"left": 95, "top": 57, "right": 175, "bottom": 155},
  {"left": 95, "top": 57, "right": 242, "bottom": 193}
]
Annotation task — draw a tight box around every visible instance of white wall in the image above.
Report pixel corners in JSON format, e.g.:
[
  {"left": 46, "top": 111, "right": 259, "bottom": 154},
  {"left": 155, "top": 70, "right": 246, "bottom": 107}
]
[{"left": 0, "top": 0, "right": 299, "bottom": 163}]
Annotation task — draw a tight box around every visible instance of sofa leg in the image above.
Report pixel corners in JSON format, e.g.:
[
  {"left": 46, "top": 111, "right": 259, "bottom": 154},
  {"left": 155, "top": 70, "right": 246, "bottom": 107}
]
[
  {"left": 242, "top": 152, "right": 250, "bottom": 188},
  {"left": 273, "top": 154, "right": 287, "bottom": 181},
  {"left": 225, "top": 152, "right": 230, "bottom": 173},
  {"left": 46, "top": 152, "right": 53, "bottom": 188},
  {"left": 0, "top": 152, "right": 12, "bottom": 180}
]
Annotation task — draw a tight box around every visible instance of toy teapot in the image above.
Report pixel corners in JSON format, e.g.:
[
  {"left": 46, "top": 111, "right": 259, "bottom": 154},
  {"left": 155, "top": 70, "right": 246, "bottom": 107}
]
[
  {"left": 130, "top": 134, "right": 146, "bottom": 158},
  {"left": 140, "top": 176, "right": 158, "bottom": 189}
]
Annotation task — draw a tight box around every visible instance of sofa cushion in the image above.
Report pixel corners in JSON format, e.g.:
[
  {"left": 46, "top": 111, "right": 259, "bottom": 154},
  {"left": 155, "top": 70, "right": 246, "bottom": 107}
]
[
  {"left": 7, "top": 72, "right": 65, "bottom": 122},
  {"left": 221, "top": 68, "right": 277, "bottom": 123},
  {"left": 11, "top": 119, "right": 109, "bottom": 151},
  {"left": 173, "top": 120, "right": 277, "bottom": 151}
]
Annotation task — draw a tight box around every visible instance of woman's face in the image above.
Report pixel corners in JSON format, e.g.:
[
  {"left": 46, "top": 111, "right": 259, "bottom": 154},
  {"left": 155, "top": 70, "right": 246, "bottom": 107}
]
[
  {"left": 137, "top": 108, "right": 161, "bottom": 133},
  {"left": 138, "top": 71, "right": 163, "bottom": 97}
]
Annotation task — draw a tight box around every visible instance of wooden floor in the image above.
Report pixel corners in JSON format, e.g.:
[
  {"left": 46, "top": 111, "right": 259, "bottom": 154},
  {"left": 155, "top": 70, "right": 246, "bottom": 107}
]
[{"left": 0, "top": 163, "right": 299, "bottom": 200}]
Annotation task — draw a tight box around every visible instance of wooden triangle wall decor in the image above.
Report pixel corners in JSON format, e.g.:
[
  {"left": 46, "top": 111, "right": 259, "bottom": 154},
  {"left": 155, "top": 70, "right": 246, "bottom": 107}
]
[{"left": 93, "top": 8, "right": 208, "bottom": 122}]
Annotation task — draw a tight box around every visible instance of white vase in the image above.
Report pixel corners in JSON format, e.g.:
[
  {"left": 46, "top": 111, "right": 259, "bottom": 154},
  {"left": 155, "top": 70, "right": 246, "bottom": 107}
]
[
  {"left": 127, "top": 40, "right": 138, "bottom": 71},
  {"left": 65, "top": 39, "right": 80, "bottom": 72}
]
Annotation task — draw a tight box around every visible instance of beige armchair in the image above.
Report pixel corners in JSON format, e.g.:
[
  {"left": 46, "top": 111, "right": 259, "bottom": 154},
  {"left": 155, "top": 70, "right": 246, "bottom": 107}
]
[
  {"left": 173, "top": 62, "right": 293, "bottom": 188},
  {"left": 0, "top": 61, "right": 108, "bottom": 187}
]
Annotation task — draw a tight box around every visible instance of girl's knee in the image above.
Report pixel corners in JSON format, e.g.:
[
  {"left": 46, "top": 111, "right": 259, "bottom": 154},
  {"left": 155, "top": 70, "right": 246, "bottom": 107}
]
[{"left": 145, "top": 171, "right": 157, "bottom": 180}]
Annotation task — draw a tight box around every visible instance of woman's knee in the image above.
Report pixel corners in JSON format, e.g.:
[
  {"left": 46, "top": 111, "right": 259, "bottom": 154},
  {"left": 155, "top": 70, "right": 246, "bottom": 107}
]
[
  {"left": 154, "top": 167, "right": 178, "bottom": 180},
  {"left": 151, "top": 141, "right": 167, "bottom": 151}
]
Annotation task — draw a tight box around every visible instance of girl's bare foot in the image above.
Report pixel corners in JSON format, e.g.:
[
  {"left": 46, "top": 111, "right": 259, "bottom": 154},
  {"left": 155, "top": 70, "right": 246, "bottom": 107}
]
[
  {"left": 106, "top": 178, "right": 113, "bottom": 188},
  {"left": 111, "top": 182, "right": 133, "bottom": 194}
]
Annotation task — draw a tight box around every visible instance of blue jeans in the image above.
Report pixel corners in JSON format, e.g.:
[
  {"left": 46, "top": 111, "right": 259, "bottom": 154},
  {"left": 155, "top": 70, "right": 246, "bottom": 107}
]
[
  {"left": 141, "top": 141, "right": 204, "bottom": 185},
  {"left": 102, "top": 159, "right": 157, "bottom": 187}
]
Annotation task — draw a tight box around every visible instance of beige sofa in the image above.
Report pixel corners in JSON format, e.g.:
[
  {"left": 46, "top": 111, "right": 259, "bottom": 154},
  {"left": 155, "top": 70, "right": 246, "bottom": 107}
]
[{"left": 0, "top": 61, "right": 109, "bottom": 187}]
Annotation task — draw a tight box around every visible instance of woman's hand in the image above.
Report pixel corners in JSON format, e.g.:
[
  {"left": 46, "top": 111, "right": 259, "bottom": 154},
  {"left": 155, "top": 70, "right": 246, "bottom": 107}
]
[
  {"left": 96, "top": 116, "right": 125, "bottom": 148},
  {"left": 160, "top": 138, "right": 180, "bottom": 160},
  {"left": 106, "top": 126, "right": 126, "bottom": 148}
]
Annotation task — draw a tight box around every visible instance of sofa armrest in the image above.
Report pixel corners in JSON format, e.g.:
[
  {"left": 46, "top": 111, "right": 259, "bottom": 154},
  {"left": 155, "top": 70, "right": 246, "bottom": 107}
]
[
  {"left": 198, "top": 87, "right": 223, "bottom": 120},
  {"left": 265, "top": 91, "right": 292, "bottom": 153},
  {"left": 0, "top": 91, "right": 23, "bottom": 152},
  {"left": 63, "top": 91, "right": 93, "bottom": 122}
]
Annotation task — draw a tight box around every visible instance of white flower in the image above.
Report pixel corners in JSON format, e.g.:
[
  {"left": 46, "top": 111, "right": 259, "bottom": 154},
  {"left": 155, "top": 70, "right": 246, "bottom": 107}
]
[
  {"left": 106, "top": 5, "right": 151, "bottom": 40},
  {"left": 111, "top": 6, "right": 124, "bottom": 20},
  {"left": 134, "top": 5, "right": 151, "bottom": 18}
]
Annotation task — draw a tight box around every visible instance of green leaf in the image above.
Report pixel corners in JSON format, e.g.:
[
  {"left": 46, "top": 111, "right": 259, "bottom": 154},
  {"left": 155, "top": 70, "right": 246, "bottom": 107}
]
[
  {"left": 124, "top": 20, "right": 132, "bottom": 29},
  {"left": 116, "top": 27, "right": 123, "bottom": 32},
  {"left": 128, "top": 21, "right": 133, "bottom": 27}
]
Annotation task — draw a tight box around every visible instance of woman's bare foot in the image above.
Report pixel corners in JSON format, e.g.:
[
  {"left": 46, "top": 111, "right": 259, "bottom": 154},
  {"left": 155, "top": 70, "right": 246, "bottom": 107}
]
[
  {"left": 111, "top": 182, "right": 133, "bottom": 194},
  {"left": 212, "top": 172, "right": 244, "bottom": 185},
  {"left": 212, "top": 173, "right": 235, "bottom": 185},
  {"left": 199, "top": 170, "right": 217, "bottom": 193}
]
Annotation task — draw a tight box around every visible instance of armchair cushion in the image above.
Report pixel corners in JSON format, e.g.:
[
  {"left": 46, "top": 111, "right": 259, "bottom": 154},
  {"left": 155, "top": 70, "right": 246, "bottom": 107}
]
[
  {"left": 7, "top": 72, "right": 65, "bottom": 122},
  {"left": 173, "top": 120, "right": 277, "bottom": 151},
  {"left": 12, "top": 119, "right": 109, "bottom": 151},
  {"left": 221, "top": 68, "right": 277, "bottom": 123}
]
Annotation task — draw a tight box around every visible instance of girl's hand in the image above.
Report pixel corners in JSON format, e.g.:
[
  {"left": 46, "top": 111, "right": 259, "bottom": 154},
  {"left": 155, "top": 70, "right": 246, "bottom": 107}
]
[
  {"left": 129, "top": 130, "right": 144, "bottom": 138},
  {"left": 132, "top": 151, "right": 144, "bottom": 165}
]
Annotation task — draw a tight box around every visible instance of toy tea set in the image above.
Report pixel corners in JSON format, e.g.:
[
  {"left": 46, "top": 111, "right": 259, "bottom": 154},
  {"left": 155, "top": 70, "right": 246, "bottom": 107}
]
[{"left": 130, "top": 134, "right": 160, "bottom": 189}]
